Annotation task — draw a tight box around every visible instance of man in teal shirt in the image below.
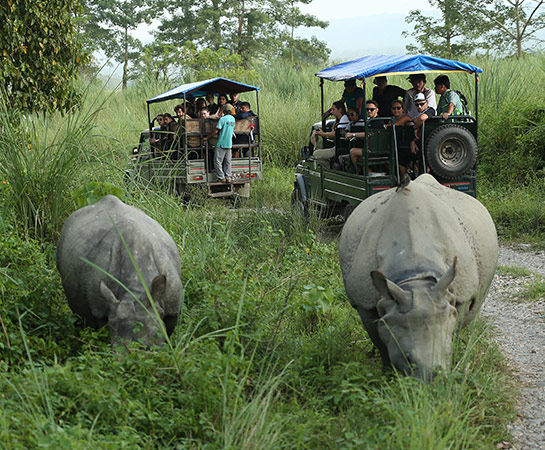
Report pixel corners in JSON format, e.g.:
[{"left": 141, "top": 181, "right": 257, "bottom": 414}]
[
  {"left": 434, "top": 75, "right": 464, "bottom": 120},
  {"left": 204, "top": 103, "right": 236, "bottom": 183}
]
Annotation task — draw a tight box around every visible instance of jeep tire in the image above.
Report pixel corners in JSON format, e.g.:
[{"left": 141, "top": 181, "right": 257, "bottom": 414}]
[{"left": 425, "top": 124, "right": 477, "bottom": 179}]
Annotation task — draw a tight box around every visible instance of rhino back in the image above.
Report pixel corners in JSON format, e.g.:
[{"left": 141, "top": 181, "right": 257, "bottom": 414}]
[
  {"left": 340, "top": 175, "right": 498, "bottom": 321},
  {"left": 57, "top": 195, "right": 182, "bottom": 324}
]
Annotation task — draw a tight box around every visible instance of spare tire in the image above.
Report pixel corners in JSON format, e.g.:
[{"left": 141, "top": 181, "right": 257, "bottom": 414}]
[{"left": 425, "top": 124, "right": 477, "bottom": 179}]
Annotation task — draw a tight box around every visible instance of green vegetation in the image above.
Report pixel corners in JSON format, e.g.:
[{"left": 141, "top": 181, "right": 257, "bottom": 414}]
[
  {"left": 5, "top": 53, "right": 545, "bottom": 446},
  {"left": 521, "top": 278, "right": 545, "bottom": 302},
  {"left": 496, "top": 265, "right": 533, "bottom": 278},
  {"left": 0, "top": 0, "right": 85, "bottom": 113}
]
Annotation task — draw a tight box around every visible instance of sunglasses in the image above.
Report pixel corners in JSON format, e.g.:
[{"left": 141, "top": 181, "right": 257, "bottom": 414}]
[
  {"left": 392, "top": 106, "right": 402, "bottom": 110},
  {"left": 415, "top": 102, "right": 426, "bottom": 106},
  {"left": 366, "top": 107, "right": 377, "bottom": 111}
]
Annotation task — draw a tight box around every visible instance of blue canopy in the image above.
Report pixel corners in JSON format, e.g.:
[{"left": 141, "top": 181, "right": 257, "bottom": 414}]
[
  {"left": 316, "top": 55, "right": 483, "bottom": 81},
  {"left": 147, "top": 77, "right": 260, "bottom": 104}
]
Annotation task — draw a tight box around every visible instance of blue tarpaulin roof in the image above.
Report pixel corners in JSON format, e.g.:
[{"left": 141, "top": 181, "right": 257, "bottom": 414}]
[
  {"left": 315, "top": 55, "right": 483, "bottom": 81},
  {"left": 147, "top": 77, "right": 260, "bottom": 104}
]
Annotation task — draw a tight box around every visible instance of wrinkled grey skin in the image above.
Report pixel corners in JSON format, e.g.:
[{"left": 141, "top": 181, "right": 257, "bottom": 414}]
[
  {"left": 339, "top": 175, "right": 498, "bottom": 380},
  {"left": 56, "top": 195, "right": 182, "bottom": 346}
]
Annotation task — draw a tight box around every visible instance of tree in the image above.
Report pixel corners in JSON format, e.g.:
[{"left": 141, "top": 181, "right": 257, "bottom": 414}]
[
  {"left": 80, "top": 0, "right": 154, "bottom": 89},
  {"left": 153, "top": 0, "right": 329, "bottom": 64},
  {"left": 0, "top": 0, "right": 85, "bottom": 113},
  {"left": 478, "top": 0, "right": 545, "bottom": 57},
  {"left": 403, "top": 0, "right": 490, "bottom": 57}
]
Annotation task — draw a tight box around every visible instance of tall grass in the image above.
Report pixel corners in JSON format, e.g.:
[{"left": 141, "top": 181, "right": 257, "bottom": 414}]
[
  {"left": 1, "top": 55, "right": 535, "bottom": 447},
  {"left": 0, "top": 83, "right": 114, "bottom": 240}
]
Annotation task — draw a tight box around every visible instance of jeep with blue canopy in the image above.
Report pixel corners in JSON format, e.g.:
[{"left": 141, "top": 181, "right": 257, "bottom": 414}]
[
  {"left": 292, "top": 55, "right": 483, "bottom": 217},
  {"left": 129, "top": 77, "right": 262, "bottom": 199}
]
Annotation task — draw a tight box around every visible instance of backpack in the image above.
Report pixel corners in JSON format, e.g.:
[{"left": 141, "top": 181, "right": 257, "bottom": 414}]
[{"left": 452, "top": 89, "right": 470, "bottom": 115}]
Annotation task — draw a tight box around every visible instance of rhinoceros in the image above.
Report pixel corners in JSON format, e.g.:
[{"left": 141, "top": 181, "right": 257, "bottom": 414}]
[
  {"left": 56, "top": 195, "right": 182, "bottom": 346},
  {"left": 339, "top": 174, "right": 498, "bottom": 380}
]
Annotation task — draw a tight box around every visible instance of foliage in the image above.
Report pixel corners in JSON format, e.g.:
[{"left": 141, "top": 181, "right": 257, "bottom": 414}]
[
  {"left": 153, "top": 0, "right": 329, "bottom": 64},
  {"left": 0, "top": 0, "right": 85, "bottom": 113},
  {"left": 72, "top": 181, "right": 124, "bottom": 208},
  {"left": 477, "top": 0, "right": 545, "bottom": 57},
  {"left": 0, "top": 82, "right": 115, "bottom": 240},
  {"left": 404, "top": 0, "right": 489, "bottom": 57},
  {"left": 79, "top": 0, "right": 155, "bottom": 89},
  {"left": 405, "top": 0, "right": 545, "bottom": 58}
]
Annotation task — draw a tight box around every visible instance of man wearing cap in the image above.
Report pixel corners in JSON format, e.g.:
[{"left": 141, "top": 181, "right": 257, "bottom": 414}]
[
  {"left": 404, "top": 73, "right": 437, "bottom": 120},
  {"left": 406, "top": 92, "right": 436, "bottom": 172},
  {"left": 204, "top": 103, "right": 236, "bottom": 183},
  {"left": 341, "top": 79, "right": 364, "bottom": 117}
]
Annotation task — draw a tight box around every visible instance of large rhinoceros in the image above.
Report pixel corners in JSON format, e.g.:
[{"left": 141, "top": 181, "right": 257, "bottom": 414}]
[
  {"left": 339, "top": 174, "right": 498, "bottom": 380},
  {"left": 56, "top": 195, "right": 182, "bottom": 346}
]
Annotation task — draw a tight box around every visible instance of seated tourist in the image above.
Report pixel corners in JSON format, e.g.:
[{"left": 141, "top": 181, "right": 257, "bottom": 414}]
[
  {"left": 195, "top": 97, "right": 207, "bottom": 117},
  {"left": 348, "top": 100, "right": 384, "bottom": 172},
  {"left": 373, "top": 76, "right": 406, "bottom": 118},
  {"left": 386, "top": 100, "right": 411, "bottom": 127},
  {"left": 404, "top": 73, "right": 437, "bottom": 120},
  {"left": 235, "top": 101, "right": 256, "bottom": 119},
  {"left": 341, "top": 79, "right": 364, "bottom": 118},
  {"left": 150, "top": 114, "right": 164, "bottom": 151},
  {"left": 406, "top": 92, "right": 436, "bottom": 174},
  {"left": 434, "top": 75, "right": 464, "bottom": 120},
  {"left": 210, "top": 94, "right": 229, "bottom": 119},
  {"left": 313, "top": 100, "right": 349, "bottom": 168},
  {"left": 206, "top": 92, "right": 219, "bottom": 115}
]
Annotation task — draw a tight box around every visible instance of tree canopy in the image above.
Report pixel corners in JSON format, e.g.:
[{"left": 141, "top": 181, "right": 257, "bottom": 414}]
[
  {"left": 405, "top": 0, "right": 545, "bottom": 58},
  {"left": 0, "top": 0, "right": 85, "bottom": 113}
]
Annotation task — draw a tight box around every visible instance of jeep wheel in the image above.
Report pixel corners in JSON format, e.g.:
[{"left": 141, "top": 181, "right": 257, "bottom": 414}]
[
  {"left": 291, "top": 186, "right": 308, "bottom": 218},
  {"left": 425, "top": 125, "right": 477, "bottom": 179}
]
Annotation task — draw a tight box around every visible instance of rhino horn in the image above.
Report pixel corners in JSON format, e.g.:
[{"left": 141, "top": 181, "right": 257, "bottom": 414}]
[
  {"left": 100, "top": 280, "right": 120, "bottom": 306},
  {"left": 431, "top": 256, "right": 457, "bottom": 300},
  {"left": 371, "top": 270, "right": 412, "bottom": 311}
]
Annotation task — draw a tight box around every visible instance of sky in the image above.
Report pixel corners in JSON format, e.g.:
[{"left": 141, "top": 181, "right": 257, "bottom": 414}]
[
  {"left": 299, "top": 0, "right": 431, "bottom": 20},
  {"left": 295, "top": 0, "right": 435, "bottom": 58}
]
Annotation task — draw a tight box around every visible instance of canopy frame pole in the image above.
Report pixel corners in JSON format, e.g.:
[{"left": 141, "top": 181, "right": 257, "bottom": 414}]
[
  {"left": 320, "top": 78, "right": 325, "bottom": 129},
  {"left": 474, "top": 73, "right": 479, "bottom": 141},
  {"left": 254, "top": 89, "right": 261, "bottom": 176}
]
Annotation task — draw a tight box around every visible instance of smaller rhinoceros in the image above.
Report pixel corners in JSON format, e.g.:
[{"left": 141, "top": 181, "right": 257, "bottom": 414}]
[
  {"left": 56, "top": 195, "right": 182, "bottom": 346},
  {"left": 339, "top": 175, "right": 498, "bottom": 380}
]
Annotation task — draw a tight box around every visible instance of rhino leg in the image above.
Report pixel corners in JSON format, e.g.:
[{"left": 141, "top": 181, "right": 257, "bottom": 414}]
[{"left": 357, "top": 307, "right": 391, "bottom": 368}]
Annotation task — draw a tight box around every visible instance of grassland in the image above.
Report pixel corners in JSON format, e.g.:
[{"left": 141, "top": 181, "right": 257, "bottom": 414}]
[{"left": 2, "top": 54, "right": 545, "bottom": 447}]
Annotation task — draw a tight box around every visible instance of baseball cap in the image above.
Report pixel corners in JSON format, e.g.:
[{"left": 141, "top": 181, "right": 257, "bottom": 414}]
[
  {"left": 223, "top": 103, "right": 235, "bottom": 114},
  {"left": 414, "top": 93, "right": 426, "bottom": 102}
]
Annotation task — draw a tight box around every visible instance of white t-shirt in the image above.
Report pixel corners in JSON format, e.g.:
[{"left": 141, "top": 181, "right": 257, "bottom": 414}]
[{"left": 337, "top": 114, "right": 350, "bottom": 129}]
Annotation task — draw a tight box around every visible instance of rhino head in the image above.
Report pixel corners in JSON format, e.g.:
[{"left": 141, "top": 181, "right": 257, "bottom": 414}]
[
  {"left": 99, "top": 275, "right": 167, "bottom": 347},
  {"left": 371, "top": 258, "right": 458, "bottom": 381}
]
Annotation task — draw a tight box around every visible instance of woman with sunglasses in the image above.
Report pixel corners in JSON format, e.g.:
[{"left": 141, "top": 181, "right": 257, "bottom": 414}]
[{"left": 387, "top": 100, "right": 410, "bottom": 127}]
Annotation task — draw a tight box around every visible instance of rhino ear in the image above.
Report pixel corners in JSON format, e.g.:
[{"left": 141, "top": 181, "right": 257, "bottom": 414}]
[
  {"left": 151, "top": 275, "right": 166, "bottom": 311},
  {"left": 100, "top": 280, "right": 120, "bottom": 307},
  {"left": 432, "top": 256, "right": 457, "bottom": 298},
  {"left": 371, "top": 270, "right": 411, "bottom": 311}
]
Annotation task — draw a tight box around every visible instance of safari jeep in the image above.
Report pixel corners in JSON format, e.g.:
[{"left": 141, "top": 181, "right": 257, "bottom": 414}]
[
  {"left": 128, "top": 77, "right": 262, "bottom": 200},
  {"left": 292, "top": 55, "right": 482, "bottom": 218}
]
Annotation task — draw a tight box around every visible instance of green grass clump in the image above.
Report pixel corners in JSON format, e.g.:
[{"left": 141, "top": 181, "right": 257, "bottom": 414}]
[
  {"left": 521, "top": 278, "right": 545, "bottom": 302},
  {"left": 496, "top": 265, "right": 533, "bottom": 278}
]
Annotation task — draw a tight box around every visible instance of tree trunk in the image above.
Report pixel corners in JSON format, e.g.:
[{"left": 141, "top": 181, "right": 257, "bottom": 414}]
[
  {"left": 237, "top": 0, "right": 245, "bottom": 56},
  {"left": 123, "top": 25, "right": 128, "bottom": 90}
]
